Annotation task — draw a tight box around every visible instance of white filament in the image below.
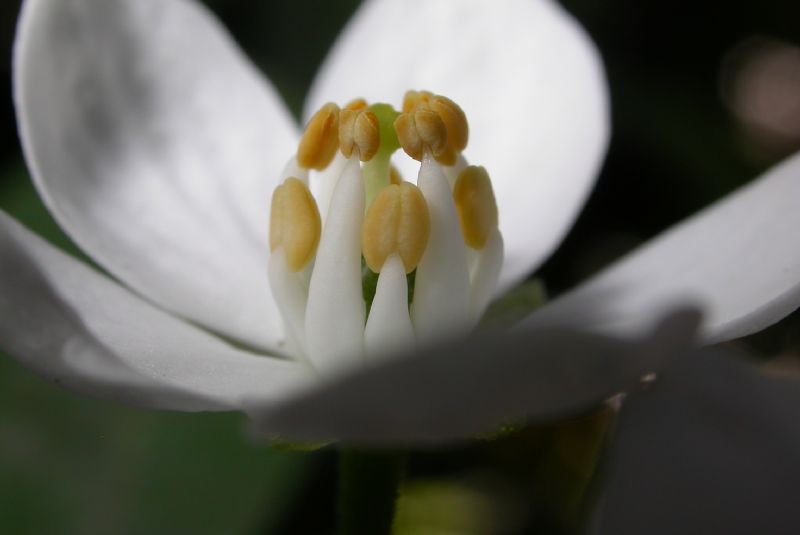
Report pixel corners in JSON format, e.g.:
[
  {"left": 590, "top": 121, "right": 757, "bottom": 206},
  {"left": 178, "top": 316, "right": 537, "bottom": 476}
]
[
  {"left": 364, "top": 253, "right": 415, "bottom": 357},
  {"left": 411, "top": 154, "right": 471, "bottom": 341},
  {"left": 304, "top": 157, "right": 366, "bottom": 372}
]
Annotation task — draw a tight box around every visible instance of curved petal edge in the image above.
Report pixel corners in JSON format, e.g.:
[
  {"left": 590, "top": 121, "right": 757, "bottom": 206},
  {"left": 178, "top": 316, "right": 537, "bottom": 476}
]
[
  {"left": 526, "top": 152, "right": 800, "bottom": 343},
  {"left": 248, "top": 308, "right": 700, "bottom": 444},
  {"left": 0, "top": 211, "right": 310, "bottom": 412}
]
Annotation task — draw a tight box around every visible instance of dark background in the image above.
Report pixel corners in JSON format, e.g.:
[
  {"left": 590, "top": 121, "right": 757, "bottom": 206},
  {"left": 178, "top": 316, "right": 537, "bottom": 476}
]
[{"left": 0, "top": 1, "right": 798, "bottom": 533}]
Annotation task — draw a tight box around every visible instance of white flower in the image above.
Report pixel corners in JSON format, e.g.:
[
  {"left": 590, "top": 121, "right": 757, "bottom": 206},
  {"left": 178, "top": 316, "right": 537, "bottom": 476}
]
[{"left": 1, "top": 0, "right": 798, "bottom": 444}]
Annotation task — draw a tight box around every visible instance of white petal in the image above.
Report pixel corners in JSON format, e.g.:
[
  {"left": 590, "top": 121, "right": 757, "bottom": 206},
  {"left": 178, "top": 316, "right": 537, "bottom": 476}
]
[
  {"left": 306, "top": 0, "right": 609, "bottom": 292},
  {"left": 14, "top": 0, "right": 298, "bottom": 350},
  {"left": 0, "top": 211, "right": 310, "bottom": 411},
  {"left": 305, "top": 158, "right": 366, "bottom": 372},
  {"left": 411, "top": 157, "right": 471, "bottom": 340},
  {"left": 469, "top": 228, "right": 505, "bottom": 323},
  {"left": 526, "top": 152, "right": 800, "bottom": 343},
  {"left": 364, "top": 254, "right": 415, "bottom": 357},
  {"left": 250, "top": 309, "right": 700, "bottom": 444}
]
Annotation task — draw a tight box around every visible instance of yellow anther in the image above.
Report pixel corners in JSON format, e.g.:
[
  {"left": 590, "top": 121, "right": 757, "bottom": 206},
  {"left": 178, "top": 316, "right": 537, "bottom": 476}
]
[
  {"left": 297, "top": 103, "right": 340, "bottom": 170},
  {"left": 339, "top": 108, "right": 380, "bottom": 161},
  {"left": 414, "top": 109, "right": 449, "bottom": 155},
  {"left": 402, "top": 90, "right": 433, "bottom": 112},
  {"left": 430, "top": 95, "right": 468, "bottom": 152},
  {"left": 362, "top": 183, "right": 430, "bottom": 273},
  {"left": 345, "top": 98, "right": 368, "bottom": 111},
  {"left": 393, "top": 113, "right": 423, "bottom": 160},
  {"left": 453, "top": 166, "right": 499, "bottom": 250},
  {"left": 399, "top": 91, "right": 468, "bottom": 165},
  {"left": 394, "top": 109, "right": 448, "bottom": 162},
  {"left": 269, "top": 177, "right": 322, "bottom": 271},
  {"left": 433, "top": 143, "right": 457, "bottom": 166}
]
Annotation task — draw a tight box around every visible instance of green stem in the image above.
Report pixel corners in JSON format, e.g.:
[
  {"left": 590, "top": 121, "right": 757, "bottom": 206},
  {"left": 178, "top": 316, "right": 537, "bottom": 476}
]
[{"left": 337, "top": 448, "right": 407, "bottom": 535}]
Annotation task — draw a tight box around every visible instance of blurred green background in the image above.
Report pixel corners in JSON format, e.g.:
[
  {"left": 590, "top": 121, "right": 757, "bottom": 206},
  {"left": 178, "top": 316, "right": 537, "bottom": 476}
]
[{"left": 0, "top": 1, "right": 798, "bottom": 533}]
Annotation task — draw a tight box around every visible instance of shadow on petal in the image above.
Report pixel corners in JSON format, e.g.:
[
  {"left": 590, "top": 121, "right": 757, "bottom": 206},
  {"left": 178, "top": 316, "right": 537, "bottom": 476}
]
[
  {"left": 591, "top": 348, "right": 800, "bottom": 535},
  {"left": 249, "top": 308, "right": 701, "bottom": 445}
]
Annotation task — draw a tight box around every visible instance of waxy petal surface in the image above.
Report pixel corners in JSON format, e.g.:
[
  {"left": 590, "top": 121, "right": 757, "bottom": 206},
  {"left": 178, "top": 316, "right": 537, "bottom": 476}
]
[{"left": 14, "top": 0, "right": 298, "bottom": 350}]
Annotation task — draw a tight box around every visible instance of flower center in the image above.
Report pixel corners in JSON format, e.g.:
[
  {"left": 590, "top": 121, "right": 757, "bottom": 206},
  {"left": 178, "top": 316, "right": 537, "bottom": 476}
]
[{"left": 268, "top": 91, "right": 504, "bottom": 373}]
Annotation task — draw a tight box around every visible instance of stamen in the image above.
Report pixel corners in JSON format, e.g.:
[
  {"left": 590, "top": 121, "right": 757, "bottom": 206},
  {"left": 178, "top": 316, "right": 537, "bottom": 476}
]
[
  {"left": 269, "top": 177, "right": 322, "bottom": 271},
  {"left": 411, "top": 155, "right": 471, "bottom": 339},
  {"left": 269, "top": 90, "right": 501, "bottom": 369},
  {"left": 364, "top": 254, "right": 415, "bottom": 356},
  {"left": 345, "top": 98, "right": 368, "bottom": 111},
  {"left": 339, "top": 108, "right": 380, "bottom": 162},
  {"left": 398, "top": 91, "right": 469, "bottom": 166},
  {"left": 362, "top": 183, "right": 430, "bottom": 273},
  {"left": 452, "top": 166, "right": 499, "bottom": 249},
  {"left": 394, "top": 109, "right": 448, "bottom": 162},
  {"left": 402, "top": 90, "right": 433, "bottom": 112},
  {"left": 297, "top": 103, "right": 340, "bottom": 170},
  {"left": 430, "top": 95, "right": 469, "bottom": 152}
]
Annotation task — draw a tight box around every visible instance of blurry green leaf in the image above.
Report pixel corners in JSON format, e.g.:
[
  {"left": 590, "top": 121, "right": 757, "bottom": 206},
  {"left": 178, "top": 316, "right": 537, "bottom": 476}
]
[{"left": 0, "top": 356, "right": 313, "bottom": 535}]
